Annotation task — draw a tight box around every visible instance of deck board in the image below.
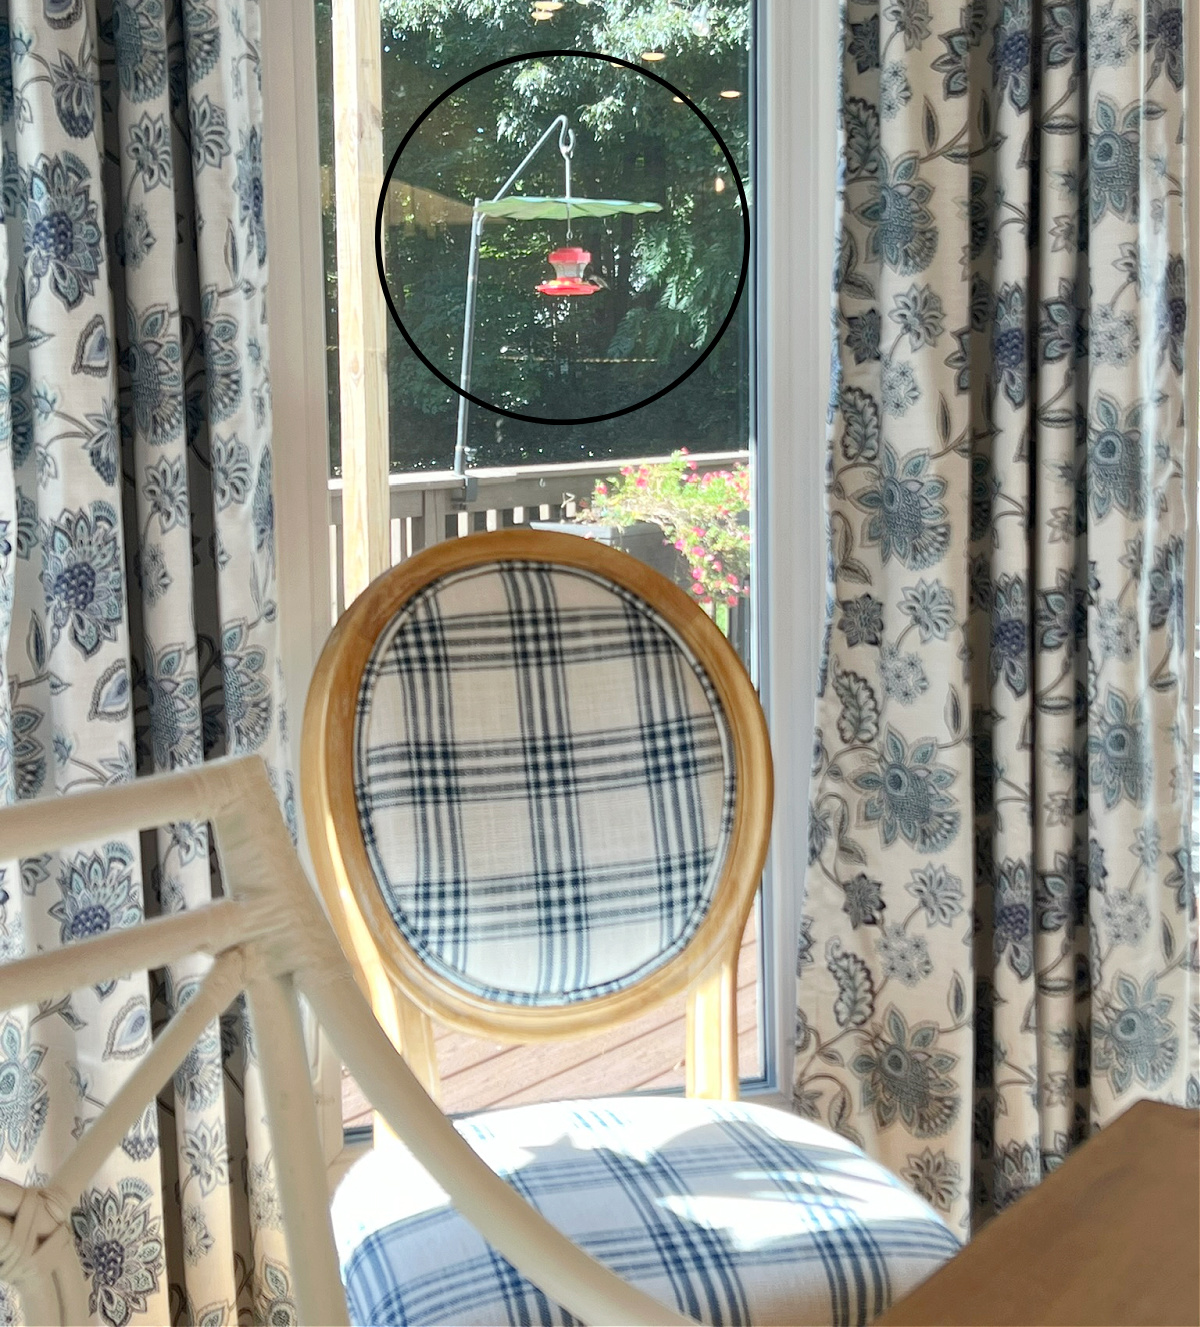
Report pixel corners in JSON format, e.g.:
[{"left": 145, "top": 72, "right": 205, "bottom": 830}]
[{"left": 343, "top": 915, "right": 760, "bottom": 1128}]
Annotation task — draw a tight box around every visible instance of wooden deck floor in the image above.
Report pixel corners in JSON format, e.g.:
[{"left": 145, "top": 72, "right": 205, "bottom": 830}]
[{"left": 343, "top": 914, "right": 761, "bottom": 1126}]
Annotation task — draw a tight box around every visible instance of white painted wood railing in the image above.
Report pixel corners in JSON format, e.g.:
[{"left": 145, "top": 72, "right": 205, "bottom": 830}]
[
  {"left": 0, "top": 757, "right": 690, "bottom": 1327},
  {"left": 326, "top": 450, "right": 750, "bottom": 622}
]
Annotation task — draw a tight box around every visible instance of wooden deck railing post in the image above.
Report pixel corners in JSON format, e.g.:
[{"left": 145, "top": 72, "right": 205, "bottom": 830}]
[{"left": 332, "top": 0, "right": 390, "bottom": 604}]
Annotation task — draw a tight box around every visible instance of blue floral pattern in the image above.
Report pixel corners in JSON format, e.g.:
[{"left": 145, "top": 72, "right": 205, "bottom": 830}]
[
  {"left": 0, "top": 0, "right": 289, "bottom": 1319},
  {"left": 21, "top": 151, "right": 104, "bottom": 310},
  {"left": 0, "top": 1016, "right": 49, "bottom": 1163},
  {"left": 70, "top": 1178, "right": 164, "bottom": 1327},
  {"left": 800, "top": 0, "right": 1198, "bottom": 1236}
]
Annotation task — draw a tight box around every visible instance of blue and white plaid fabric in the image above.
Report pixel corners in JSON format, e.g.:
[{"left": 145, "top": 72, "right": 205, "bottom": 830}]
[
  {"left": 333, "top": 1097, "right": 960, "bottom": 1327},
  {"left": 354, "top": 561, "right": 736, "bottom": 1006}
]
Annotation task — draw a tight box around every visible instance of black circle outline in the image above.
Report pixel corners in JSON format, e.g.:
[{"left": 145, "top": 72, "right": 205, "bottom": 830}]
[{"left": 374, "top": 49, "right": 750, "bottom": 427}]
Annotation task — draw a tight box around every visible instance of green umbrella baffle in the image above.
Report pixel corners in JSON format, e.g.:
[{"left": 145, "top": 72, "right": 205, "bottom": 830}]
[{"left": 474, "top": 196, "right": 663, "bottom": 221}]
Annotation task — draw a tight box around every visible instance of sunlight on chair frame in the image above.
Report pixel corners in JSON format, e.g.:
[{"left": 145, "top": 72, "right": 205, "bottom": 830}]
[{"left": 0, "top": 756, "right": 692, "bottom": 1327}]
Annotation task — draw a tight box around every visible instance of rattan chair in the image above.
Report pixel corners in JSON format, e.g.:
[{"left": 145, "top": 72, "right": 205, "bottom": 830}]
[
  {"left": 0, "top": 755, "right": 678, "bottom": 1327},
  {"left": 302, "top": 530, "right": 959, "bottom": 1326}
]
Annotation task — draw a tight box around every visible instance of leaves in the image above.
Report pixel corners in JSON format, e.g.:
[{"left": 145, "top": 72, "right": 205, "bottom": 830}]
[
  {"left": 33, "top": 994, "right": 85, "bottom": 1031},
  {"left": 835, "top": 519, "right": 873, "bottom": 586},
  {"left": 944, "top": 684, "right": 963, "bottom": 739},
  {"left": 26, "top": 612, "right": 45, "bottom": 671},
  {"left": 922, "top": 97, "right": 939, "bottom": 152},
  {"left": 840, "top": 386, "right": 881, "bottom": 462},
  {"left": 936, "top": 392, "right": 951, "bottom": 446},
  {"left": 224, "top": 217, "right": 240, "bottom": 283},
  {"left": 828, "top": 938, "right": 876, "bottom": 1029},
  {"left": 833, "top": 664, "right": 880, "bottom": 744},
  {"left": 828, "top": 1083, "right": 865, "bottom": 1147},
  {"left": 948, "top": 972, "right": 966, "bottom": 1023}
]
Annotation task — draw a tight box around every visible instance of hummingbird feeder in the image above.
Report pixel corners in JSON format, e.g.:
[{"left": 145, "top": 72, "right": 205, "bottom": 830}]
[
  {"left": 453, "top": 115, "right": 662, "bottom": 473},
  {"left": 536, "top": 246, "right": 599, "bottom": 296}
]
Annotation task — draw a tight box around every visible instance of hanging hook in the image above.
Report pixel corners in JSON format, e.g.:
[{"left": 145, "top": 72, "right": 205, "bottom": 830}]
[{"left": 559, "top": 124, "right": 576, "bottom": 237}]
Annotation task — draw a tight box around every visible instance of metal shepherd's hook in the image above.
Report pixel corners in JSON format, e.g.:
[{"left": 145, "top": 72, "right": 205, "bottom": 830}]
[{"left": 454, "top": 115, "right": 577, "bottom": 478}]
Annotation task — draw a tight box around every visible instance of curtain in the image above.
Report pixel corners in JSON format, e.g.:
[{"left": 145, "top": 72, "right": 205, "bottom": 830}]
[
  {"left": 799, "top": 0, "right": 1198, "bottom": 1236},
  {"left": 0, "top": 0, "right": 295, "bottom": 1321}
]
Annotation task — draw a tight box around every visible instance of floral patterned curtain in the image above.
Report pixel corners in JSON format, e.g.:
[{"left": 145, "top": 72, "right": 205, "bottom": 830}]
[
  {"left": 0, "top": 0, "right": 295, "bottom": 1320},
  {"left": 800, "top": 0, "right": 1198, "bottom": 1236}
]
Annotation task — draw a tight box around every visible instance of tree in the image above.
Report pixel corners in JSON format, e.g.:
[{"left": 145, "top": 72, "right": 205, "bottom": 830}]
[{"left": 315, "top": 0, "right": 751, "bottom": 472}]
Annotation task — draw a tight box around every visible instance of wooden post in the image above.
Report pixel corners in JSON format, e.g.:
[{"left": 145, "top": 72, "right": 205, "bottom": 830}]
[
  {"left": 332, "top": 0, "right": 390, "bottom": 604},
  {"left": 685, "top": 954, "right": 740, "bottom": 1100}
]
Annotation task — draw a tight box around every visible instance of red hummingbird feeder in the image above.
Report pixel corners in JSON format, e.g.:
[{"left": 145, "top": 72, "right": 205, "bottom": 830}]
[{"left": 536, "top": 246, "right": 599, "bottom": 297}]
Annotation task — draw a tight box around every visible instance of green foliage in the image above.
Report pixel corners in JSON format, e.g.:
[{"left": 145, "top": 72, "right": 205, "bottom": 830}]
[
  {"left": 578, "top": 450, "right": 750, "bottom": 606},
  {"left": 315, "top": 0, "right": 750, "bottom": 472}
]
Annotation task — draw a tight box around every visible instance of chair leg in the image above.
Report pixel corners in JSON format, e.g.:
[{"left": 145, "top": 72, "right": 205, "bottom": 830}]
[
  {"left": 685, "top": 955, "right": 739, "bottom": 1100},
  {"left": 364, "top": 975, "right": 440, "bottom": 1144},
  {"left": 248, "top": 972, "right": 351, "bottom": 1327}
]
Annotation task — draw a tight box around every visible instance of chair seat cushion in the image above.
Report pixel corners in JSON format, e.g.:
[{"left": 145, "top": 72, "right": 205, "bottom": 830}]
[{"left": 332, "top": 1096, "right": 960, "bottom": 1326}]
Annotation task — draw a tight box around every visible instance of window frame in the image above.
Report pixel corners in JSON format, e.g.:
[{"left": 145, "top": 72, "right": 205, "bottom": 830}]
[
  {"left": 754, "top": 0, "right": 837, "bottom": 1105},
  {"left": 261, "top": 0, "right": 838, "bottom": 1121}
]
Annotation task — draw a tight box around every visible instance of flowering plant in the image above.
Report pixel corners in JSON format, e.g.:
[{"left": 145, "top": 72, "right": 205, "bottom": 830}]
[{"left": 578, "top": 451, "right": 750, "bottom": 607}]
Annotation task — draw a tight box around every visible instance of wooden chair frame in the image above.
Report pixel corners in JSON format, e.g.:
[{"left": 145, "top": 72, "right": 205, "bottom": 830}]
[
  {"left": 301, "top": 530, "right": 774, "bottom": 1101},
  {"left": 0, "top": 756, "right": 690, "bottom": 1326}
]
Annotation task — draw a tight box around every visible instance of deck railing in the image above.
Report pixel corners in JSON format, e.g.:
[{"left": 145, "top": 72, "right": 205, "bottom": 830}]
[{"left": 326, "top": 450, "right": 751, "bottom": 625}]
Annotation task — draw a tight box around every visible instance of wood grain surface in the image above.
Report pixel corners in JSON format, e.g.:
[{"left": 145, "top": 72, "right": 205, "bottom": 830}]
[{"left": 879, "top": 1099, "right": 1200, "bottom": 1327}]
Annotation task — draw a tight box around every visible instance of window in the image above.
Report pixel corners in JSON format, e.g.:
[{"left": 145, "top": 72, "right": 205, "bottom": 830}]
[{"left": 265, "top": 0, "right": 832, "bottom": 1138}]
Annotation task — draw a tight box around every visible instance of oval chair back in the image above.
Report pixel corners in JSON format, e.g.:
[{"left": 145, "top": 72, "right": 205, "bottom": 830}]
[{"left": 302, "top": 530, "right": 772, "bottom": 1101}]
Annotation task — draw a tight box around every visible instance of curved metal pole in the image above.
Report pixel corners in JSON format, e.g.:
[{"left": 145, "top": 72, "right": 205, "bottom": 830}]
[
  {"left": 453, "top": 116, "right": 576, "bottom": 476},
  {"left": 491, "top": 114, "right": 574, "bottom": 207},
  {"left": 453, "top": 204, "right": 485, "bottom": 477}
]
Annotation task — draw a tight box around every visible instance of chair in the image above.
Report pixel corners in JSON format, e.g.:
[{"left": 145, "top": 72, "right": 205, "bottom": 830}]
[
  {"left": 0, "top": 756, "right": 686, "bottom": 1327},
  {"left": 302, "top": 530, "right": 959, "bottom": 1326}
]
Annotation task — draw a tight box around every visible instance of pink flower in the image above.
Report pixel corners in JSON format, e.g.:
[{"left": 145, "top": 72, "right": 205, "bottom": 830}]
[
  {"left": 679, "top": 446, "right": 690, "bottom": 455},
  {"left": 712, "top": 560, "right": 722, "bottom": 573},
  {"left": 674, "top": 539, "right": 685, "bottom": 551},
  {"left": 727, "top": 596, "right": 738, "bottom": 607},
  {"left": 635, "top": 476, "right": 648, "bottom": 488},
  {"left": 595, "top": 483, "right": 607, "bottom": 496},
  {"left": 691, "top": 566, "right": 703, "bottom": 580},
  {"left": 727, "top": 574, "right": 738, "bottom": 586},
  {"left": 687, "top": 459, "right": 698, "bottom": 470}
]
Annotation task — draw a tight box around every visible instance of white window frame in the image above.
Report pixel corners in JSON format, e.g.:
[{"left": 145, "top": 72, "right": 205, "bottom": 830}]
[
  {"left": 260, "top": 0, "right": 838, "bottom": 1117},
  {"left": 755, "top": 0, "right": 837, "bottom": 1104}
]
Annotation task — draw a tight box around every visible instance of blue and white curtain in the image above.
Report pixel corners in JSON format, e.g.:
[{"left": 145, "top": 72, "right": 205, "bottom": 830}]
[
  {"left": 800, "top": 0, "right": 1198, "bottom": 1236},
  {"left": 0, "top": 0, "right": 294, "bottom": 1321}
]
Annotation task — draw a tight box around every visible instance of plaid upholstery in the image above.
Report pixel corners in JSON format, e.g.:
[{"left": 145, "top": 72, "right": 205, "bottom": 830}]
[
  {"left": 354, "top": 560, "right": 736, "bottom": 1005},
  {"left": 333, "top": 1097, "right": 961, "bottom": 1327}
]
